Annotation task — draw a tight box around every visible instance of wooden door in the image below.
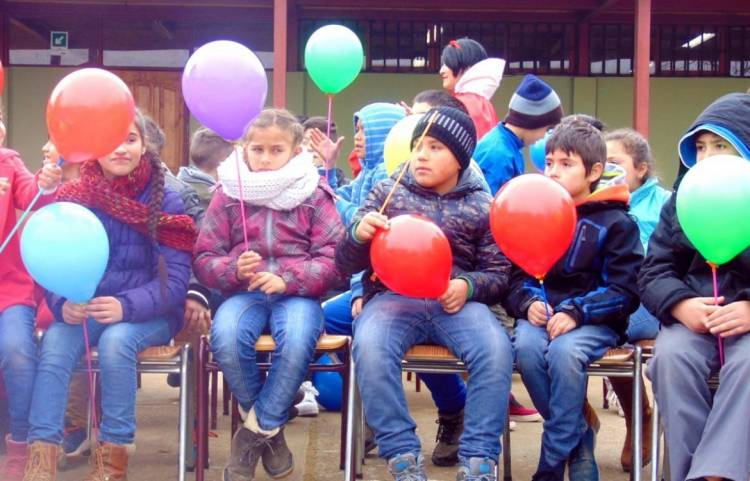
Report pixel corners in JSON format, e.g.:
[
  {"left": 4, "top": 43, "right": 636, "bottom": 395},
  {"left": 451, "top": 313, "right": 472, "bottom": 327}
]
[{"left": 113, "top": 70, "right": 187, "bottom": 174}]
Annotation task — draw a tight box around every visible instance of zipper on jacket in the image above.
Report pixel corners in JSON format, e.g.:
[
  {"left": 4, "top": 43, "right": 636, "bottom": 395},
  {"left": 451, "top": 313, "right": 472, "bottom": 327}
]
[{"left": 265, "top": 210, "right": 276, "bottom": 272}]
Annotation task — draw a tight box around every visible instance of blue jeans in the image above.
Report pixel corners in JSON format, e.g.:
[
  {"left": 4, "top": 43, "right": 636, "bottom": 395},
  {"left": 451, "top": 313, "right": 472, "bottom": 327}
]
[
  {"left": 211, "top": 292, "right": 323, "bottom": 431},
  {"left": 514, "top": 319, "right": 618, "bottom": 470},
  {"left": 626, "top": 304, "right": 660, "bottom": 342},
  {"left": 28, "top": 317, "right": 171, "bottom": 445},
  {"left": 0, "top": 305, "right": 37, "bottom": 441},
  {"left": 325, "top": 291, "right": 467, "bottom": 414},
  {"left": 353, "top": 293, "right": 513, "bottom": 461}
]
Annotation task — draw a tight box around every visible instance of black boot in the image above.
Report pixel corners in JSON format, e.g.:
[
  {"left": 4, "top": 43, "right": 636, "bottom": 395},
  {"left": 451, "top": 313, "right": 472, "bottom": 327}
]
[{"left": 431, "top": 409, "right": 464, "bottom": 467}]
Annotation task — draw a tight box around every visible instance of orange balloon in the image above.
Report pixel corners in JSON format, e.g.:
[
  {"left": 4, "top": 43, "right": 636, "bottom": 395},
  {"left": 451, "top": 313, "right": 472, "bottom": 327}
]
[
  {"left": 46, "top": 69, "right": 135, "bottom": 164},
  {"left": 490, "top": 174, "right": 577, "bottom": 280},
  {"left": 371, "top": 215, "right": 453, "bottom": 299}
]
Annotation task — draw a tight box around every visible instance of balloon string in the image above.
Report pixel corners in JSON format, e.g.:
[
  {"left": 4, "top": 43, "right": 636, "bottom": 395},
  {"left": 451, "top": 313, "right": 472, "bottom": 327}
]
[
  {"left": 709, "top": 262, "right": 724, "bottom": 366},
  {"left": 81, "top": 317, "right": 99, "bottom": 445},
  {"left": 0, "top": 157, "right": 65, "bottom": 255},
  {"left": 538, "top": 277, "right": 551, "bottom": 321},
  {"left": 325, "top": 94, "right": 334, "bottom": 179},
  {"left": 234, "top": 151, "right": 250, "bottom": 252},
  {"left": 379, "top": 112, "right": 438, "bottom": 215}
]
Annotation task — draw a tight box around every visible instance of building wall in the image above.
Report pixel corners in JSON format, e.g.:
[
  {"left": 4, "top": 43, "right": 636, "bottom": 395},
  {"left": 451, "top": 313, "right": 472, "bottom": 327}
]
[{"left": 5, "top": 66, "right": 750, "bottom": 187}]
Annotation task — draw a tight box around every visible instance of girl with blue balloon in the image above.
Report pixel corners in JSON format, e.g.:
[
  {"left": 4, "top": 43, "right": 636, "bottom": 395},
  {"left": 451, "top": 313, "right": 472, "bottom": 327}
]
[
  {"left": 21, "top": 110, "right": 197, "bottom": 481},
  {"left": 0, "top": 105, "right": 62, "bottom": 481}
]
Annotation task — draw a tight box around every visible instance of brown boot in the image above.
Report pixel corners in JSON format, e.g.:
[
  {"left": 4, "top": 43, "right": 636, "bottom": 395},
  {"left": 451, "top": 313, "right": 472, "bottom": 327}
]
[
  {"left": 610, "top": 376, "right": 653, "bottom": 472},
  {"left": 22, "top": 441, "right": 59, "bottom": 481},
  {"left": 1, "top": 434, "right": 28, "bottom": 481},
  {"left": 83, "top": 443, "right": 129, "bottom": 481}
]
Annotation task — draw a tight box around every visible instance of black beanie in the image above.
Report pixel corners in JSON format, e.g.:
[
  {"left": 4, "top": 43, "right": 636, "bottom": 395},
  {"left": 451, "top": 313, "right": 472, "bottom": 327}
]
[{"left": 411, "top": 106, "right": 477, "bottom": 172}]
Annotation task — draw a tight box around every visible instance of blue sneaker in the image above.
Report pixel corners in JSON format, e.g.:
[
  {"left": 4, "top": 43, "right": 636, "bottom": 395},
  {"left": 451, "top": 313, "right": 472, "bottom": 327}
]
[
  {"left": 567, "top": 426, "right": 599, "bottom": 481},
  {"left": 386, "top": 453, "right": 427, "bottom": 481},
  {"left": 62, "top": 427, "right": 90, "bottom": 457},
  {"left": 457, "top": 457, "right": 496, "bottom": 481}
]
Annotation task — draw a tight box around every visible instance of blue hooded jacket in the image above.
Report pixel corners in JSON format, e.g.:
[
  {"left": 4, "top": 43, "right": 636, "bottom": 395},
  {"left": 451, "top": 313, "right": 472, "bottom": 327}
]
[{"left": 629, "top": 177, "right": 671, "bottom": 252}]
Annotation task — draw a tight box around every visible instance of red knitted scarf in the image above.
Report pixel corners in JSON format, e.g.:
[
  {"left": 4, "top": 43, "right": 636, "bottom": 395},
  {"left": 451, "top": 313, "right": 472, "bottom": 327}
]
[{"left": 56, "top": 157, "right": 197, "bottom": 252}]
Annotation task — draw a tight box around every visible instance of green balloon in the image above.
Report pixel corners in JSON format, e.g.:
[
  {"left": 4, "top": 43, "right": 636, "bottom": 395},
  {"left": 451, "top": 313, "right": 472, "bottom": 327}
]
[
  {"left": 676, "top": 154, "right": 750, "bottom": 265},
  {"left": 304, "top": 25, "right": 364, "bottom": 95}
]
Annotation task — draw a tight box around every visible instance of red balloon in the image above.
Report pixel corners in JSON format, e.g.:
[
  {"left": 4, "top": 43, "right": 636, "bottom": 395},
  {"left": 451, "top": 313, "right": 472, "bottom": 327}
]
[
  {"left": 371, "top": 215, "right": 453, "bottom": 299},
  {"left": 490, "top": 174, "right": 577, "bottom": 280},
  {"left": 47, "top": 68, "right": 135, "bottom": 164}
]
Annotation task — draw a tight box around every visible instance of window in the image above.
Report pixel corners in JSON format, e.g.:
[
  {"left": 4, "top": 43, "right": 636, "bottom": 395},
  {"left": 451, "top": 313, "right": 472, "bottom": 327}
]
[
  {"left": 103, "top": 19, "right": 193, "bottom": 68},
  {"left": 729, "top": 26, "right": 750, "bottom": 77},
  {"left": 658, "top": 25, "right": 718, "bottom": 76},
  {"left": 590, "top": 24, "right": 634, "bottom": 75}
]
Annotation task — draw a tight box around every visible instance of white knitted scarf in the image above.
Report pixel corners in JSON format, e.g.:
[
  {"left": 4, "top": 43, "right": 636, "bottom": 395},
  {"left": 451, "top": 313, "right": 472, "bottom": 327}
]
[{"left": 217, "top": 148, "right": 320, "bottom": 211}]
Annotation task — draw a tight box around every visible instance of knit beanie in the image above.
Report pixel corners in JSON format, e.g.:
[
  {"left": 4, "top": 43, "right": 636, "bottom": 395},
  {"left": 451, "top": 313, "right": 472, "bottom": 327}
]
[
  {"left": 411, "top": 107, "right": 476, "bottom": 172},
  {"left": 505, "top": 74, "right": 563, "bottom": 130}
]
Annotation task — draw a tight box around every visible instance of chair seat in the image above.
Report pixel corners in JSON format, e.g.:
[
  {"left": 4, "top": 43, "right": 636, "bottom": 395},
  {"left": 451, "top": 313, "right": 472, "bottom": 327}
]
[
  {"left": 635, "top": 338, "right": 655, "bottom": 355},
  {"left": 404, "top": 345, "right": 458, "bottom": 362},
  {"left": 255, "top": 334, "right": 349, "bottom": 352},
  {"left": 595, "top": 347, "right": 634, "bottom": 364},
  {"left": 80, "top": 345, "right": 183, "bottom": 363}
]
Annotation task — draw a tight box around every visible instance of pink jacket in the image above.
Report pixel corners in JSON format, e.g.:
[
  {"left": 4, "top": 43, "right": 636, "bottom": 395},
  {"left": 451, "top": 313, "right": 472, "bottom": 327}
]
[
  {"left": 193, "top": 181, "right": 345, "bottom": 298},
  {"left": 0, "top": 149, "right": 53, "bottom": 312}
]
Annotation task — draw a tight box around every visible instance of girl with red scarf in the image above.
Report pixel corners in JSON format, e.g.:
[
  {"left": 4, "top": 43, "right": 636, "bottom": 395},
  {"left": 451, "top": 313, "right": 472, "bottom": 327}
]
[{"left": 22, "top": 111, "right": 196, "bottom": 481}]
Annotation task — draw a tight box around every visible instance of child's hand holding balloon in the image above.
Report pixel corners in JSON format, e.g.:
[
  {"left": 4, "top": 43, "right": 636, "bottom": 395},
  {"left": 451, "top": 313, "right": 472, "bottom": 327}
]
[
  {"left": 86, "top": 297, "right": 123, "bottom": 324},
  {"left": 38, "top": 163, "right": 63, "bottom": 192},
  {"left": 355, "top": 212, "right": 389, "bottom": 242},
  {"left": 62, "top": 301, "right": 88, "bottom": 325}
]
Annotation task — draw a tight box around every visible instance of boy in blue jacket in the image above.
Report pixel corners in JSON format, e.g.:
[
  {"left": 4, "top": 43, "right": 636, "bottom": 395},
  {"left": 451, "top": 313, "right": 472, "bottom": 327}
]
[{"left": 506, "top": 120, "right": 642, "bottom": 481}]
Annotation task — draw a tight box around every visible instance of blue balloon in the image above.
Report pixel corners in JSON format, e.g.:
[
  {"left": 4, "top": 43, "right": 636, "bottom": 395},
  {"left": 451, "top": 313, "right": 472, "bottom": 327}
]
[
  {"left": 21, "top": 202, "right": 109, "bottom": 304},
  {"left": 312, "top": 353, "right": 343, "bottom": 411},
  {"left": 529, "top": 132, "right": 550, "bottom": 172}
]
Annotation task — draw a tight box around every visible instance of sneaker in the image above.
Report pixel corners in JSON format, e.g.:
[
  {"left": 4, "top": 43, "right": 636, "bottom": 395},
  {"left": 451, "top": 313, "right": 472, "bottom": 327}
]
[
  {"left": 62, "top": 427, "right": 90, "bottom": 457},
  {"left": 508, "top": 402, "right": 542, "bottom": 422},
  {"left": 387, "top": 453, "right": 427, "bottom": 481},
  {"left": 567, "top": 426, "right": 599, "bottom": 481},
  {"left": 456, "top": 457, "right": 496, "bottom": 481},
  {"left": 431, "top": 409, "right": 463, "bottom": 466},
  {"left": 294, "top": 381, "right": 320, "bottom": 417},
  {"left": 508, "top": 420, "right": 517, "bottom": 431},
  {"left": 261, "top": 427, "right": 293, "bottom": 478},
  {"left": 287, "top": 386, "right": 307, "bottom": 421}
]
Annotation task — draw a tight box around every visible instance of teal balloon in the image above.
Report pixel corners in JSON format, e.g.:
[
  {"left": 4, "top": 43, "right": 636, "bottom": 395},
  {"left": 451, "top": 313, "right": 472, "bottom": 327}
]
[
  {"left": 304, "top": 25, "right": 363, "bottom": 94},
  {"left": 529, "top": 131, "right": 550, "bottom": 172},
  {"left": 676, "top": 155, "right": 750, "bottom": 265},
  {"left": 21, "top": 202, "right": 109, "bottom": 304}
]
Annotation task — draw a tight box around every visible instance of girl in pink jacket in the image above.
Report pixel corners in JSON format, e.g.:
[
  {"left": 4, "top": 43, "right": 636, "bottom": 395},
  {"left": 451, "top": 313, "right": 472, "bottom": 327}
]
[{"left": 193, "top": 108, "right": 343, "bottom": 481}]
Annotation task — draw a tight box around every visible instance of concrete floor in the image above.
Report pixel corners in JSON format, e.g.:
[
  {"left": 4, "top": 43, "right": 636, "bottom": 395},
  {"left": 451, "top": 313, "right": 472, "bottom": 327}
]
[{"left": 34, "top": 374, "right": 654, "bottom": 481}]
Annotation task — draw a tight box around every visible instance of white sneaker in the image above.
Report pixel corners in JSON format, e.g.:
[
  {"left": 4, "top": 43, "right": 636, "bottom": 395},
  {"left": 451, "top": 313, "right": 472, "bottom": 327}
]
[
  {"left": 294, "top": 381, "right": 320, "bottom": 417},
  {"left": 509, "top": 420, "right": 517, "bottom": 431}
]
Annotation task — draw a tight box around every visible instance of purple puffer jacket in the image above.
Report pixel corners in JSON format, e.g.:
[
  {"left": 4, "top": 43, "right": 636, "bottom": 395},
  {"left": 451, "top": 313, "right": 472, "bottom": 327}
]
[
  {"left": 46, "top": 184, "right": 192, "bottom": 337},
  {"left": 193, "top": 180, "right": 345, "bottom": 298}
]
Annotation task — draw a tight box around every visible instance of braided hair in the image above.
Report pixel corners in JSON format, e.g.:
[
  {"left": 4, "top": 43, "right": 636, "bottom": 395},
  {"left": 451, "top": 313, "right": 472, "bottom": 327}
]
[{"left": 134, "top": 110, "right": 168, "bottom": 299}]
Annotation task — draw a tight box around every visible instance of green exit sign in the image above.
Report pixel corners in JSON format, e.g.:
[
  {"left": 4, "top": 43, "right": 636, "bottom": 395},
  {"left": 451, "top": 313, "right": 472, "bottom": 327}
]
[{"left": 50, "top": 31, "right": 68, "bottom": 52}]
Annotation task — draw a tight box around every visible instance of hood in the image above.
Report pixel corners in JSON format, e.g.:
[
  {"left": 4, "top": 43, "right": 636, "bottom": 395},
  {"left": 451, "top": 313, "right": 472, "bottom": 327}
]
[
  {"left": 676, "top": 93, "right": 750, "bottom": 186},
  {"left": 454, "top": 58, "right": 506, "bottom": 101},
  {"left": 178, "top": 165, "right": 216, "bottom": 186},
  {"left": 353, "top": 103, "right": 406, "bottom": 169},
  {"left": 579, "top": 163, "right": 630, "bottom": 206}
]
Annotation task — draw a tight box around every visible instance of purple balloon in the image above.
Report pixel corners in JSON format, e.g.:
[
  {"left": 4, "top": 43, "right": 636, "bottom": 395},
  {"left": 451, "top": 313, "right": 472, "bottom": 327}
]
[{"left": 182, "top": 41, "right": 268, "bottom": 141}]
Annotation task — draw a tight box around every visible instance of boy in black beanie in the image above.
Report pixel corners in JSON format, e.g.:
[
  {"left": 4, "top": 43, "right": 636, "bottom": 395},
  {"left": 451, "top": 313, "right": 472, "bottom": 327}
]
[{"left": 336, "top": 107, "right": 514, "bottom": 481}]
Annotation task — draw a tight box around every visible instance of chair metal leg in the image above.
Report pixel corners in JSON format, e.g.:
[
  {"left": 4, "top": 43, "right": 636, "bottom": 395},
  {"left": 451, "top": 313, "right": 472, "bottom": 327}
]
[
  {"left": 603, "top": 378, "right": 610, "bottom": 409},
  {"left": 177, "top": 343, "right": 191, "bottom": 481},
  {"left": 631, "top": 345, "right": 643, "bottom": 481},
  {"left": 502, "top": 411, "right": 512, "bottom": 481},
  {"left": 222, "top": 375, "right": 230, "bottom": 416},
  {"left": 344, "top": 356, "right": 358, "bottom": 481},
  {"left": 650, "top": 400, "right": 660, "bottom": 481},
  {"left": 195, "top": 337, "right": 209, "bottom": 481},
  {"left": 339, "top": 349, "right": 351, "bottom": 471},
  {"left": 210, "top": 367, "right": 219, "bottom": 430}
]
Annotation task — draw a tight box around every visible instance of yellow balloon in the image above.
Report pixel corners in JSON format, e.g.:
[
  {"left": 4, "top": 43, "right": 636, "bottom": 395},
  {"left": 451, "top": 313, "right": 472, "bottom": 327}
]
[{"left": 383, "top": 114, "right": 424, "bottom": 175}]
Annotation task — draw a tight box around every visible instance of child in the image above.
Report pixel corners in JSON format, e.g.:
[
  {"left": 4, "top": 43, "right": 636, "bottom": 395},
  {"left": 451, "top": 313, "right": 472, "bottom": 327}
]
[
  {"left": 474, "top": 74, "right": 563, "bottom": 194},
  {"left": 604, "top": 128, "right": 671, "bottom": 472},
  {"left": 337, "top": 106, "right": 514, "bottom": 481},
  {"left": 641, "top": 92, "right": 750, "bottom": 481},
  {"left": 0, "top": 109, "right": 62, "bottom": 481},
  {"left": 439, "top": 38, "right": 504, "bottom": 139},
  {"left": 22, "top": 110, "right": 196, "bottom": 481},
  {"left": 193, "top": 109, "right": 343, "bottom": 481},
  {"left": 506, "top": 120, "right": 642, "bottom": 481},
  {"left": 302, "top": 116, "right": 348, "bottom": 188},
  {"left": 178, "top": 127, "right": 234, "bottom": 211}
]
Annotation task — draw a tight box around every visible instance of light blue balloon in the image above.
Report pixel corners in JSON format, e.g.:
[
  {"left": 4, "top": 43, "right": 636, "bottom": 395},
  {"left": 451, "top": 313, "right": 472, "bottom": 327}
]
[
  {"left": 529, "top": 132, "right": 550, "bottom": 173},
  {"left": 21, "top": 202, "right": 109, "bottom": 304}
]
